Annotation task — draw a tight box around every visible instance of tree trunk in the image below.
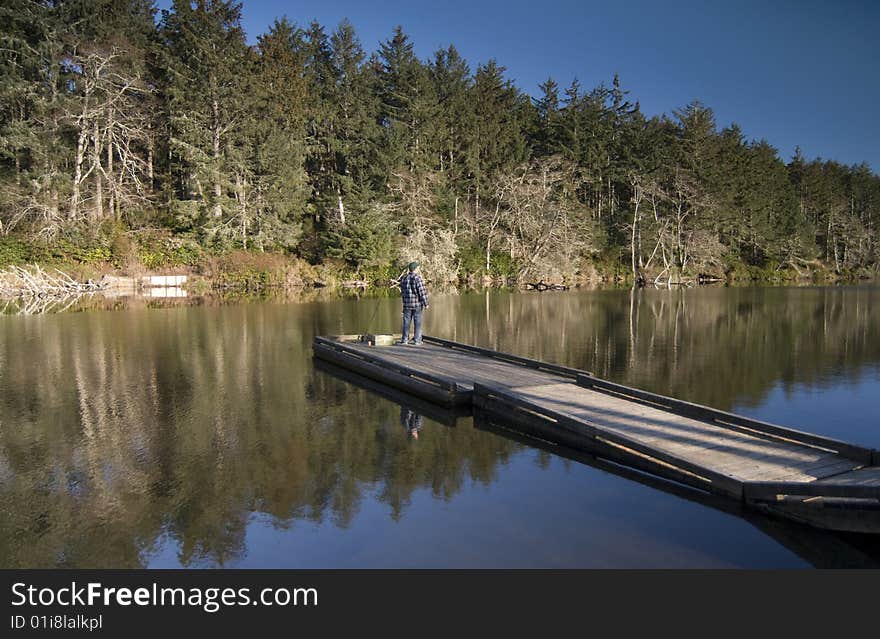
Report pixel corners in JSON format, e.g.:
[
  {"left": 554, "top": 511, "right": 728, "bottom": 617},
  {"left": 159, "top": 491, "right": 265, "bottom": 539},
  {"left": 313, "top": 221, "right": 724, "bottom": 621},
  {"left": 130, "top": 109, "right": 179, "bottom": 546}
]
[
  {"left": 147, "top": 145, "right": 154, "bottom": 186},
  {"left": 211, "top": 94, "right": 222, "bottom": 218},
  {"left": 106, "top": 109, "right": 115, "bottom": 220},
  {"left": 609, "top": 177, "right": 615, "bottom": 218},
  {"left": 485, "top": 235, "right": 491, "bottom": 272},
  {"left": 48, "top": 60, "right": 61, "bottom": 222},
  {"left": 256, "top": 186, "right": 265, "bottom": 252},
  {"left": 631, "top": 198, "right": 640, "bottom": 283},
  {"left": 232, "top": 173, "right": 249, "bottom": 249},
  {"left": 71, "top": 127, "right": 87, "bottom": 220},
  {"left": 337, "top": 194, "right": 345, "bottom": 225},
  {"left": 826, "top": 209, "right": 833, "bottom": 263},
  {"left": 92, "top": 119, "right": 103, "bottom": 221}
]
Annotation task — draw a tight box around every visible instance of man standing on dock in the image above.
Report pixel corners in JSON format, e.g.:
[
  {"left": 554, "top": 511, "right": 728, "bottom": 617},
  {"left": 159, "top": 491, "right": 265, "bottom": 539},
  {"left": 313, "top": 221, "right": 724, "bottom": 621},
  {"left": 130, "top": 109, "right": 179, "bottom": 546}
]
[{"left": 398, "top": 261, "right": 429, "bottom": 345}]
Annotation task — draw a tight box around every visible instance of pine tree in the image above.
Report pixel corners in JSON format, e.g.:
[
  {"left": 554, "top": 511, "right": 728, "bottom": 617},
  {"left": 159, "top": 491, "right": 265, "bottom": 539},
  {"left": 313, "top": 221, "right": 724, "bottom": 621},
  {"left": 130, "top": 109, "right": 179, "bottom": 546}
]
[
  {"left": 306, "top": 20, "right": 384, "bottom": 262},
  {"left": 375, "top": 26, "right": 438, "bottom": 175},
  {"left": 0, "top": 0, "right": 63, "bottom": 232},
  {"left": 463, "top": 60, "right": 529, "bottom": 201},
  {"left": 158, "top": 0, "right": 248, "bottom": 233},
  {"left": 533, "top": 77, "right": 562, "bottom": 157},
  {"left": 232, "top": 18, "right": 311, "bottom": 251},
  {"left": 328, "top": 20, "right": 381, "bottom": 218},
  {"left": 430, "top": 45, "right": 470, "bottom": 184}
]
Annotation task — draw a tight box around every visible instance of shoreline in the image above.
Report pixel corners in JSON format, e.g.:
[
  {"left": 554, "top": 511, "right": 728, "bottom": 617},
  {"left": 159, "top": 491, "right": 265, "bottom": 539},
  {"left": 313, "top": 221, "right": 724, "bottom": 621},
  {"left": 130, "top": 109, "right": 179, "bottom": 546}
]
[
  {"left": 2, "top": 253, "right": 876, "bottom": 299},
  {"left": 2, "top": 269, "right": 878, "bottom": 317}
]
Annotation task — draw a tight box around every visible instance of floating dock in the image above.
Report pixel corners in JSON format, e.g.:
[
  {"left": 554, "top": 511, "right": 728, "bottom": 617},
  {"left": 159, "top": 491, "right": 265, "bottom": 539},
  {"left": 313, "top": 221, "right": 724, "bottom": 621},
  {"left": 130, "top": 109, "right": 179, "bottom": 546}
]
[{"left": 313, "top": 335, "right": 880, "bottom": 533}]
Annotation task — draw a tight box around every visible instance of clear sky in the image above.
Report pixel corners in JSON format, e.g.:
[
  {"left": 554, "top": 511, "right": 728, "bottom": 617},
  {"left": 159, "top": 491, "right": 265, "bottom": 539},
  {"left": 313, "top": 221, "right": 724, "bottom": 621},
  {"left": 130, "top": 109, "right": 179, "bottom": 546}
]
[{"left": 156, "top": 0, "right": 879, "bottom": 171}]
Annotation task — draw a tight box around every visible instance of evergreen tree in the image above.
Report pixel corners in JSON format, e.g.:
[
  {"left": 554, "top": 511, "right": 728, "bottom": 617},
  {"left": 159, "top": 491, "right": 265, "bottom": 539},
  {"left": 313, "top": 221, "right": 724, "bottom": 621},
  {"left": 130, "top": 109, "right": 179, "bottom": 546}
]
[
  {"left": 158, "top": 0, "right": 248, "bottom": 233},
  {"left": 231, "top": 18, "right": 311, "bottom": 251},
  {"left": 301, "top": 18, "right": 335, "bottom": 227},
  {"left": 426, "top": 45, "right": 471, "bottom": 225},
  {"left": 0, "top": 0, "right": 63, "bottom": 232},
  {"left": 430, "top": 45, "right": 470, "bottom": 185},
  {"left": 375, "top": 26, "right": 438, "bottom": 174},
  {"left": 328, "top": 20, "right": 381, "bottom": 218},
  {"left": 463, "top": 60, "right": 529, "bottom": 202},
  {"left": 307, "top": 20, "right": 384, "bottom": 264},
  {"left": 533, "top": 77, "right": 562, "bottom": 157}
]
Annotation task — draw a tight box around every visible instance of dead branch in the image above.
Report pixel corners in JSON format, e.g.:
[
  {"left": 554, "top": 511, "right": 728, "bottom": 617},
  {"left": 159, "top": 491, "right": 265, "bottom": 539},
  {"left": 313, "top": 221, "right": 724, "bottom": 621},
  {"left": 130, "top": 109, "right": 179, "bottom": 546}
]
[{"left": 0, "top": 264, "right": 108, "bottom": 299}]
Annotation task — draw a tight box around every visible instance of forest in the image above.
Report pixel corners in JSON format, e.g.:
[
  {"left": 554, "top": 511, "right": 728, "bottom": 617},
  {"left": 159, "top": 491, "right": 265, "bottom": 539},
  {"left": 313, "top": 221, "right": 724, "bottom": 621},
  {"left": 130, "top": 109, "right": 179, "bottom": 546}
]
[{"left": 1, "top": 0, "right": 879, "bottom": 287}]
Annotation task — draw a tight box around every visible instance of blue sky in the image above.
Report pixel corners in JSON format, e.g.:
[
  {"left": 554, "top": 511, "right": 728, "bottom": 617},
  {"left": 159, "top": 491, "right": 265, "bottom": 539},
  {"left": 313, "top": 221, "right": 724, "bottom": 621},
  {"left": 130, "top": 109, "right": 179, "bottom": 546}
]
[{"left": 156, "top": 0, "right": 879, "bottom": 171}]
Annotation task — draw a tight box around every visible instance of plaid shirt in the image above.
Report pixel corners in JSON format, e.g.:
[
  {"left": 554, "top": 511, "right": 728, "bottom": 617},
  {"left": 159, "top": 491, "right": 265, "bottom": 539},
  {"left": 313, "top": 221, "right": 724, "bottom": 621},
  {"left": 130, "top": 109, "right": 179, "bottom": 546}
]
[{"left": 399, "top": 272, "right": 429, "bottom": 309}]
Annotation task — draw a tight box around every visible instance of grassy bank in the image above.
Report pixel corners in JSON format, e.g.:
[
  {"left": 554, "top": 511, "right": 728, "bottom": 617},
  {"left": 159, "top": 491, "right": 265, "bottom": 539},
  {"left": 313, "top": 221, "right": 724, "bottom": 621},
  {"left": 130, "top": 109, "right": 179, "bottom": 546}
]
[{"left": 1, "top": 230, "right": 875, "bottom": 295}]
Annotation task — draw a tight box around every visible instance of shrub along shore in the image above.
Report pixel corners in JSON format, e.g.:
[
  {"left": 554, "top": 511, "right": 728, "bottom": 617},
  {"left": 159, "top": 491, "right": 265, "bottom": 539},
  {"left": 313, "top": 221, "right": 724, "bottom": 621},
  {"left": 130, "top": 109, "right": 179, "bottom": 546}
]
[{"left": 0, "top": 229, "right": 873, "bottom": 298}]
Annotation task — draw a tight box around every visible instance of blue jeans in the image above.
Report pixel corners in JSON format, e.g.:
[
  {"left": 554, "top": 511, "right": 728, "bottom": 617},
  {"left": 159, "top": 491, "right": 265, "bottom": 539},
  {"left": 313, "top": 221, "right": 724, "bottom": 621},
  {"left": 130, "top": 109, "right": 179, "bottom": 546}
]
[{"left": 401, "top": 307, "right": 424, "bottom": 343}]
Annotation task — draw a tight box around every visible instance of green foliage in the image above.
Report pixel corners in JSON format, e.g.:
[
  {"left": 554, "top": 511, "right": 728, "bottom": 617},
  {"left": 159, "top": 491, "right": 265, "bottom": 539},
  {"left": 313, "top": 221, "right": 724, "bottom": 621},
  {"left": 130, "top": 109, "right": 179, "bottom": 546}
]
[
  {"left": 0, "top": 4, "right": 878, "bottom": 286},
  {"left": 0, "top": 237, "right": 32, "bottom": 266},
  {"left": 33, "top": 238, "right": 112, "bottom": 265},
  {"left": 453, "top": 244, "right": 517, "bottom": 278},
  {"left": 0, "top": 235, "right": 112, "bottom": 267},
  {"left": 137, "top": 238, "right": 203, "bottom": 270},
  {"left": 591, "top": 246, "right": 629, "bottom": 281},
  {"left": 322, "top": 206, "right": 396, "bottom": 272},
  {"left": 455, "top": 243, "right": 487, "bottom": 276},
  {"left": 207, "top": 251, "right": 290, "bottom": 290},
  {"left": 488, "top": 252, "right": 519, "bottom": 279},
  {"left": 167, "top": 200, "right": 206, "bottom": 234}
]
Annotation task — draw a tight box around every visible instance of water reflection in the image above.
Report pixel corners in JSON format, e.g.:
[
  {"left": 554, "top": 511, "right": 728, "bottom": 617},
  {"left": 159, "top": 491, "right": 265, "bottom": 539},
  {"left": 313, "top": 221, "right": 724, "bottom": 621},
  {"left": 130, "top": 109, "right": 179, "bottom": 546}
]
[
  {"left": 0, "top": 285, "right": 878, "bottom": 567},
  {"left": 471, "top": 412, "right": 880, "bottom": 568},
  {"left": 312, "top": 358, "right": 468, "bottom": 427},
  {"left": 0, "top": 304, "right": 515, "bottom": 567},
  {"left": 401, "top": 408, "right": 424, "bottom": 439}
]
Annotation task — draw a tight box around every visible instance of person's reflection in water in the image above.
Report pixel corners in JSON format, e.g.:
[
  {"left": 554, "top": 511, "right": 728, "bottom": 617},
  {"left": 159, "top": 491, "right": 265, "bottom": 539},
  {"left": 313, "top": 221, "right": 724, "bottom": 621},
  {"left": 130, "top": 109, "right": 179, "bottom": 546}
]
[{"left": 400, "top": 407, "right": 424, "bottom": 440}]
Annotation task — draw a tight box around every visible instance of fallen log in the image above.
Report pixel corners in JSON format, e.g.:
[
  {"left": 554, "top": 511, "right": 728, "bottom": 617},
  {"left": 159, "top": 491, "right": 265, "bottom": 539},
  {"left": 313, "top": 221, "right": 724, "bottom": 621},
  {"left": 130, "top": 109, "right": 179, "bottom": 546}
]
[
  {"left": 0, "top": 264, "right": 109, "bottom": 298},
  {"left": 524, "top": 281, "right": 569, "bottom": 291}
]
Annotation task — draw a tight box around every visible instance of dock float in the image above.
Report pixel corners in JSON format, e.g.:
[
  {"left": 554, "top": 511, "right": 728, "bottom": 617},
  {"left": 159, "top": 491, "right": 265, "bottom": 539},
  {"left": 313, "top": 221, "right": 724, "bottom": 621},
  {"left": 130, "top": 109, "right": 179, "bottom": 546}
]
[{"left": 313, "top": 335, "right": 880, "bottom": 533}]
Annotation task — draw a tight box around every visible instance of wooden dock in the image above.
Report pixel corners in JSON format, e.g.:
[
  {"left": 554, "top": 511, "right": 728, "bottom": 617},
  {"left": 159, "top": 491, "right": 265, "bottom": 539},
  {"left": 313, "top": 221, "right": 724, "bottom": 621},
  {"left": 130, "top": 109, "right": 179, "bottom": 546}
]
[{"left": 313, "top": 335, "right": 880, "bottom": 533}]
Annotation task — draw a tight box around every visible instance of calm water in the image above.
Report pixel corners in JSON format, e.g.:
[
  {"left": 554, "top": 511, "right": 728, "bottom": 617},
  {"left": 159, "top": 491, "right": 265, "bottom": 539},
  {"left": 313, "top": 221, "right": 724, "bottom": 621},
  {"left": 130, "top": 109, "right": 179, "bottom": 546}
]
[{"left": 1, "top": 286, "right": 879, "bottom": 568}]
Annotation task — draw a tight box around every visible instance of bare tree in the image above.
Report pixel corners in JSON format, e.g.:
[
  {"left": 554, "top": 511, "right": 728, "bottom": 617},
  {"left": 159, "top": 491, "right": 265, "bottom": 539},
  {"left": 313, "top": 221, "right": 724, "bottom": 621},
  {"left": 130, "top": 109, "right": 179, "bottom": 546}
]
[
  {"left": 385, "top": 169, "right": 441, "bottom": 229},
  {"left": 628, "top": 172, "right": 646, "bottom": 284},
  {"left": 492, "top": 156, "right": 598, "bottom": 281},
  {"left": 64, "top": 48, "right": 155, "bottom": 224}
]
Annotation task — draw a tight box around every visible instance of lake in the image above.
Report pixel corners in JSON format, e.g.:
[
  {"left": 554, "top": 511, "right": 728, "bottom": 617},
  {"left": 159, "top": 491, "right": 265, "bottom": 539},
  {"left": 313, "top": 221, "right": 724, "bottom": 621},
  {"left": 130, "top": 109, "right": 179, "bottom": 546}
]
[{"left": 1, "top": 285, "right": 879, "bottom": 568}]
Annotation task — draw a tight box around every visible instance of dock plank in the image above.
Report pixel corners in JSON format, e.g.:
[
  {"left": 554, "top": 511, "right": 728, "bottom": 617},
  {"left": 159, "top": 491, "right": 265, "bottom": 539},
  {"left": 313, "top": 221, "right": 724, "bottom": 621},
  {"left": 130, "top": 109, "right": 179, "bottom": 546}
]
[
  {"left": 334, "top": 341, "right": 566, "bottom": 391},
  {"left": 505, "top": 381, "right": 847, "bottom": 483},
  {"left": 816, "top": 467, "right": 880, "bottom": 486}
]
